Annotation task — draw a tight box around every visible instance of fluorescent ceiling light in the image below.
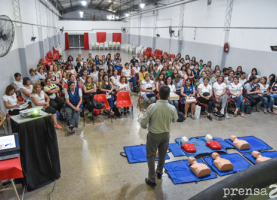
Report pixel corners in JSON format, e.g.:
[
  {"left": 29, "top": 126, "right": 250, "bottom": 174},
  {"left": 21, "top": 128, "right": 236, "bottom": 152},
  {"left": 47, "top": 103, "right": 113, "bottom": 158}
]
[
  {"left": 125, "top": 13, "right": 129, "bottom": 17},
  {"left": 115, "top": 16, "right": 119, "bottom": 19},
  {"left": 79, "top": 11, "right": 84, "bottom": 18},
  {"left": 107, "top": 15, "right": 115, "bottom": 20},
  {"left": 139, "top": 3, "right": 145, "bottom": 8},
  {"left": 81, "top": 1, "right": 87, "bottom": 6}
]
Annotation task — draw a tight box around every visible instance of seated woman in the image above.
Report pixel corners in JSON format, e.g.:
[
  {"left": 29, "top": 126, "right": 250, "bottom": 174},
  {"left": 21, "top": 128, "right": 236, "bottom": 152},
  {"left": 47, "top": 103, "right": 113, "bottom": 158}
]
[
  {"left": 239, "top": 72, "right": 247, "bottom": 85},
  {"left": 20, "top": 77, "right": 33, "bottom": 102},
  {"left": 259, "top": 76, "right": 274, "bottom": 114},
  {"left": 148, "top": 62, "right": 154, "bottom": 72},
  {"left": 178, "top": 65, "right": 187, "bottom": 79},
  {"left": 116, "top": 76, "right": 131, "bottom": 114},
  {"left": 79, "top": 69, "right": 88, "bottom": 85},
  {"left": 171, "top": 69, "right": 178, "bottom": 82},
  {"left": 83, "top": 75, "right": 97, "bottom": 117},
  {"left": 197, "top": 77, "right": 221, "bottom": 121},
  {"left": 138, "top": 65, "right": 148, "bottom": 82},
  {"left": 185, "top": 68, "right": 194, "bottom": 80},
  {"left": 235, "top": 66, "right": 242, "bottom": 77},
  {"left": 153, "top": 63, "right": 159, "bottom": 79},
  {"left": 47, "top": 71, "right": 60, "bottom": 85},
  {"left": 133, "top": 62, "right": 141, "bottom": 80},
  {"left": 30, "top": 83, "right": 62, "bottom": 129},
  {"left": 270, "top": 77, "right": 277, "bottom": 100},
  {"left": 96, "top": 69, "right": 104, "bottom": 93},
  {"left": 165, "top": 76, "right": 178, "bottom": 110},
  {"left": 192, "top": 64, "right": 200, "bottom": 76},
  {"left": 44, "top": 77, "right": 64, "bottom": 114},
  {"left": 53, "top": 64, "right": 62, "bottom": 81},
  {"left": 107, "top": 64, "right": 114, "bottom": 78},
  {"left": 156, "top": 73, "right": 165, "bottom": 96},
  {"left": 166, "top": 64, "right": 173, "bottom": 76},
  {"left": 3, "top": 85, "right": 26, "bottom": 115},
  {"left": 100, "top": 74, "right": 114, "bottom": 114},
  {"left": 229, "top": 76, "right": 245, "bottom": 117},
  {"left": 248, "top": 68, "right": 260, "bottom": 82},
  {"left": 213, "top": 75, "right": 229, "bottom": 118},
  {"left": 98, "top": 60, "right": 108, "bottom": 72},
  {"left": 110, "top": 69, "right": 120, "bottom": 91},
  {"left": 211, "top": 70, "right": 221, "bottom": 87},
  {"left": 65, "top": 64, "right": 77, "bottom": 77},
  {"left": 29, "top": 69, "right": 40, "bottom": 84},
  {"left": 243, "top": 76, "right": 262, "bottom": 108},
  {"left": 122, "top": 62, "right": 137, "bottom": 91},
  {"left": 180, "top": 78, "right": 196, "bottom": 119},
  {"left": 63, "top": 74, "right": 82, "bottom": 94},
  {"left": 90, "top": 64, "right": 99, "bottom": 80},
  {"left": 269, "top": 74, "right": 276, "bottom": 89},
  {"left": 140, "top": 73, "right": 156, "bottom": 111},
  {"left": 149, "top": 71, "right": 156, "bottom": 83},
  {"left": 36, "top": 66, "right": 47, "bottom": 86},
  {"left": 173, "top": 74, "right": 183, "bottom": 96},
  {"left": 12, "top": 73, "right": 23, "bottom": 93},
  {"left": 212, "top": 65, "right": 220, "bottom": 75},
  {"left": 192, "top": 75, "right": 199, "bottom": 90},
  {"left": 225, "top": 70, "right": 235, "bottom": 86},
  {"left": 65, "top": 81, "right": 82, "bottom": 132}
]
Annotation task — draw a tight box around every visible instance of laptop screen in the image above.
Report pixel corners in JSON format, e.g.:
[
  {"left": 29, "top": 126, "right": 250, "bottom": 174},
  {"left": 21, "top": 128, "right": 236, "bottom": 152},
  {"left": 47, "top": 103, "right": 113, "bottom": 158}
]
[{"left": 0, "top": 135, "right": 16, "bottom": 150}]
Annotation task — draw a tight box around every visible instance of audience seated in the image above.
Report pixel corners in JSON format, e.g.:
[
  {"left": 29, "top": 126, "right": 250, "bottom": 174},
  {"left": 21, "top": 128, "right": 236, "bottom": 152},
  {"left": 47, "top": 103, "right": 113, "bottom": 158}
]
[
  {"left": 229, "top": 76, "right": 245, "bottom": 117},
  {"left": 90, "top": 65, "right": 99, "bottom": 80},
  {"left": 29, "top": 69, "right": 40, "bottom": 84},
  {"left": 12, "top": 73, "right": 23, "bottom": 93},
  {"left": 259, "top": 76, "right": 274, "bottom": 114},
  {"left": 65, "top": 81, "right": 82, "bottom": 132},
  {"left": 100, "top": 74, "right": 114, "bottom": 114},
  {"left": 116, "top": 76, "right": 131, "bottom": 114},
  {"left": 122, "top": 62, "right": 137, "bottom": 91},
  {"left": 83, "top": 75, "right": 96, "bottom": 117},
  {"left": 173, "top": 75, "right": 183, "bottom": 96},
  {"left": 3, "top": 85, "right": 26, "bottom": 115},
  {"left": 79, "top": 69, "right": 88, "bottom": 84},
  {"left": 180, "top": 78, "right": 196, "bottom": 119},
  {"left": 140, "top": 73, "right": 156, "bottom": 111},
  {"left": 63, "top": 74, "right": 82, "bottom": 94},
  {"left": 239, "top": 72, "right": 247, "bottom": 85},
  {"left": 243, "top": 76, "right": 261, "bottom": 108},
  {"left": 139, "top": 66, "right": 147, "bottom": 82},
  {"left": 213, "top": 75, "right": 229, "bottom": 118},
  {"left": 65, "top": 63, "right": 77, "bottom": 77},
  {"left": 20, "top": 77, "right": 33, "bottom": 102},
  {"left": 30, "top": 83, "right": 61, "bottom": 129},
  {"left": 165, "top": 76, "right": 178, "bottom": 110},
  {"left": 248, "top": 68, "right": 260, "bottom": 82}
]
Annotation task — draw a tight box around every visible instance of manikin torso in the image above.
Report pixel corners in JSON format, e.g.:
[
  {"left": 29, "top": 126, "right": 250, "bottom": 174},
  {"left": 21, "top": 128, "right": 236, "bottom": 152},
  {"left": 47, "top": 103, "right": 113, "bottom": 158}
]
[
  {"left": 205, "top": 134, "right": 222, "bottom": 150},
  {"left": 188, "top": 157, "right": 211, "bottom": 177},
  {"left": 230, "top": 135, "right": 250, "bottom": 150},
  {"left": 252, "top": 151, "right": 271, "bottom": 164},
  {"left": 181, "top": 137, "right": 196, "bottom": 153},
  {"left": 212, "top": 152, "right": 233, "bottom": 171}
]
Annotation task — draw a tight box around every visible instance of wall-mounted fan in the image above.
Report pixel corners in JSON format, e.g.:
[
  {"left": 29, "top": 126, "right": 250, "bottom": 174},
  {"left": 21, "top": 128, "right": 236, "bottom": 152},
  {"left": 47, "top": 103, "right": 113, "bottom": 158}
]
[
  {"left": 169, "top": 26, "right": 179, "bottom": 38},
  {"left": 121, "top": 27, "right": 127, "bottom": 33},
  {"left": 0, "top": 15, "right": 15, "bottom": 57}
]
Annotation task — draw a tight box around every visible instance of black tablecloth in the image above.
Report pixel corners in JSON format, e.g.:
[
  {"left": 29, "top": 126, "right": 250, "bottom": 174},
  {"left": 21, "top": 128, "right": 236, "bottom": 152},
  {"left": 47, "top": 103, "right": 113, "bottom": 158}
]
[{"left": 12, "top": 116, "right": 61, "bottom": 191}]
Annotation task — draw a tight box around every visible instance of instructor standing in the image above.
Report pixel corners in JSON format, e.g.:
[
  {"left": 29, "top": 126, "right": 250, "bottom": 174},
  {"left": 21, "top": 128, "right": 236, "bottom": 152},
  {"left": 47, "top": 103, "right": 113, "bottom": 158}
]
[{"left": 141, "top": 85, "right": 178, "bottom": 187}]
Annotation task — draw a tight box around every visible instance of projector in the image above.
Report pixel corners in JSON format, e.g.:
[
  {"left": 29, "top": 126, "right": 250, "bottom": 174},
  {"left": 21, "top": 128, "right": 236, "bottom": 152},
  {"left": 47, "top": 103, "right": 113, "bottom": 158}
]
[{"left": 19, "top": 108, "right": 41, "bottom": 118}]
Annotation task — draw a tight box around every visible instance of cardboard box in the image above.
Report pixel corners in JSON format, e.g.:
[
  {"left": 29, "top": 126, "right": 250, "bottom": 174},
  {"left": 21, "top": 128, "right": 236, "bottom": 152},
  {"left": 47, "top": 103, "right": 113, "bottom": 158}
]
[{"left": 168, "top": 94, "right": 180, "bottom": 101}]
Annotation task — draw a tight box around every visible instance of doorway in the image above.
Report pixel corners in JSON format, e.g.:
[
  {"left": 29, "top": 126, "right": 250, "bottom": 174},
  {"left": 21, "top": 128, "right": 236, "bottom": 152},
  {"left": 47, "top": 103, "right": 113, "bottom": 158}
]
[{"left": 68, "top": 35, "right": 84, "bottom": 48}]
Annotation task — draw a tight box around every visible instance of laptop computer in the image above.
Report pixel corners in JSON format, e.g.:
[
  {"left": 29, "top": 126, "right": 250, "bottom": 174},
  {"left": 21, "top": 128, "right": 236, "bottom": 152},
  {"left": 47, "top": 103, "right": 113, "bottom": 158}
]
[{"left": 0, "top": 133, "right": 20, "bottom": 161}]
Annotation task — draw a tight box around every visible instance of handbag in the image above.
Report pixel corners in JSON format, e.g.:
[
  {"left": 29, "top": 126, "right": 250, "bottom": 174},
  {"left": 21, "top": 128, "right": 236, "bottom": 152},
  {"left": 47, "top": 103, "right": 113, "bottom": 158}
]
[
  {"left": 194, "top": 105, "right": 201, "bottom": 119},
  {"left": 185, "top": 96, "right": 196, "bottom": 103},
  {"left": 202, "top": 92, "right": 210, "bottom": 97},
  {"left": 249, "top": 94, "right": 261, "bottom": 100},
  {"left": 147, "top": 93, "right": 155, "bottom": 98},
  {"left": 92, "top": 99, "right": 106, "bottom": 109}
]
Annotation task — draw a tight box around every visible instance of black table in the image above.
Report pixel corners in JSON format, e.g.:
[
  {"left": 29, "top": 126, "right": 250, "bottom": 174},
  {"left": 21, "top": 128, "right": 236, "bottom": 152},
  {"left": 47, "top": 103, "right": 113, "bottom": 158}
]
[{"left": 11, "top": 115, "right": 61, "bottom": 191}]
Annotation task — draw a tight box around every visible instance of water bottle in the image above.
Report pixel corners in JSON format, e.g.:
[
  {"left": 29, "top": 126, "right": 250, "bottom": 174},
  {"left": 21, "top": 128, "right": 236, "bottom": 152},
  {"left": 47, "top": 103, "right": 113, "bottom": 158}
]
[{"left": 56, "top": 110, "right": 59, "bottom": 121}]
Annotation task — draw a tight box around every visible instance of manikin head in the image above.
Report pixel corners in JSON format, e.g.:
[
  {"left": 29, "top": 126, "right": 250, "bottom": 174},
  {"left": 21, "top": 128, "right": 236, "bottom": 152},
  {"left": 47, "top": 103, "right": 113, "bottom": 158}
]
[
  {"left": 181, "top": 137, "right": 188, "bottom": 144},
  {"left": 230, "top": 135, "right": 238, "bottom": 141},
  {"left": 205, "top": 134, "right": 213, "bottom": 142},
  {"left": 212, "top": 152, "right": 220, "bottom": 160},
  {"left": 252, "top": 151, "right": 261, "bottom": 158},
  {"left": 188, "top": 157, "right": 196, "bottom": 165}
]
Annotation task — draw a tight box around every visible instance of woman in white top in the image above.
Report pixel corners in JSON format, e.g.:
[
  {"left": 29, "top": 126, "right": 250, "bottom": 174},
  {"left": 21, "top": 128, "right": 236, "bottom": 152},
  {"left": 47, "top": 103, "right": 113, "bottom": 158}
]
[
  {"left": 122, "top": 63, "right": 137, "bottom": 91},
  {"left": 259, "top": 76, "right": 274, "bottom": 114},
  {"left": 90, "top": 65, "right": 98, "bottom": 80},
  {"left": 133, "top": 62, "right": 141, "bottom": 81},
  {"left": 12, "top": 73, "right": 23, "bottom": 93},
  {"left": 247, "top": 68, "right": 260, "bottom": 82},
  {"left": 116, "top": 76, "right": 131, "bottom": 114},
  {"left": 198, "top": 76, "right": 221, "bottom": 121},
  {"left": 213, "top": 75, "right": 229, "bottom": 118},
  {"left": 3, "top": 85, "right": 26, "bottom": 115},
  {"left": 178, "top": 65, "right": 187, "bottom": 79},
  {"left": 65, "top": 64, "right": 77, "bottom": 77},
  {"left": 98, "top": 60, "right": 108, "bottom": 72},
  {"left": 110, "top": 69, "right": 120, "bottom": 90},
  {"left": 239, "top": 72, "right": 247, "bottom": 85},
  {"left": 30, "top": 83, "right": 61, "bottom": 129},
  {"left": 79, "top": 69, "right": 88, "bottom": 85},
  {"left": 20, "top": 77, "right": 33, "bottom": 101},
  {"left": 53, "top": 65, "right": 62, "bottom": 80},
  {"left": 229, "top": 76, "right": 245, "bottom": 117},
  {"left": 36, "top": 66, "right": 47, "bottom": 86},
  {"left": 165, "top": 76, "right": 178, "bottom": 110},
  {"left": 225, "top": 70, "right": 235, "bottom": 86},
  {"left": 140, "top": 73, "right": 156, "bottom": 111}
]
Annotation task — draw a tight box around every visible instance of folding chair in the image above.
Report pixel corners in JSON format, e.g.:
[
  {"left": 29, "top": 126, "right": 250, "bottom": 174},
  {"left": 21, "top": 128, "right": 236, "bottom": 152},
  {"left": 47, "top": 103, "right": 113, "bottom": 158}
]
[
  {"left": 93, "top": 94, "right": 114, "bottom": 124},
  {"left": 116, "top": 91, "right": 133, "bottom": 119}
]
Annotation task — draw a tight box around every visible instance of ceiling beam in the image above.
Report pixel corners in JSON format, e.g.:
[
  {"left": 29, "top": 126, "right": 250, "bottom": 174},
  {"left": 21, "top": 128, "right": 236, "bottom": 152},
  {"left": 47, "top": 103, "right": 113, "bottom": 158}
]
[
  {"left": 70, "top": 0, "right": 73, "bottom": 8},
  {"left": 113, "top": 0, "right": 134, "bottom": 11},
  {"left": 95, "top": 0, "right": 105, "bottom": 8},
  {"left": 103, "top": 0, "right": 117, "bottom": 10},
  {"left": 62, "top": 5, "right": 116, "bottom": 15},
  {"left": 87, "top": 0, "right": 94, "bottom": 9},
  {"left": 51, "top": 0, "right": 64, "bottom": 11}
]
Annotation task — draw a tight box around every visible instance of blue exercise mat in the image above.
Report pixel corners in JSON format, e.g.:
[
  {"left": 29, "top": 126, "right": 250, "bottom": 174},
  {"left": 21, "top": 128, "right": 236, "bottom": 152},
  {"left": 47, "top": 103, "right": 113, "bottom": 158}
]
[
  {"left": 224, "top": 136, "right": 272, "bottom": 153},
  {"left": 175, "top": 137, "right": 227, "bottom": 157},
  {"left": 243, "top": 151, "right": 277, "bottom": 165},
  {"left": 168, "top": 143, "right": 186, "bottom": 157},
  {"left": 164, "top": 159, "right": 217, "bottom": 184},
  {"left": 122, "top": 145, "right": 170, "bottom": 164},
  {"left": 202, "top": 153, "right": 252, "bottom": 176}
]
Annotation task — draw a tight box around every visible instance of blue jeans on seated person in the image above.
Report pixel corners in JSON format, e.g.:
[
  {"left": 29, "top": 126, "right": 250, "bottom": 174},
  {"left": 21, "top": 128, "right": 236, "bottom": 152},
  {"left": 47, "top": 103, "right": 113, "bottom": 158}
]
[
  {"left": 231, "top": 95, "right": 244, "bottom": 112},
  {"left": 180, "top": 97, "right": 186, "bottom": 103},
  {"left": 108, "top": 96, "right": 113, "bottom": 111},
  {"left": 168, "top": 100, "right": 178, "bottom": 110},
  {"left": 263, "top": 96, "right": 274, "bottom": 109},
  {"left": 128, "top": 76, "right": 136, "bottom": 86}
]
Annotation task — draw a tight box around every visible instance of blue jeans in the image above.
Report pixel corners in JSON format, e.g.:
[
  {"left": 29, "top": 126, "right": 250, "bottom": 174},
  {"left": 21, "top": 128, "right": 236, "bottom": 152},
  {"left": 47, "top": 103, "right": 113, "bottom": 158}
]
[
  {"left": 263, "top": 96, "right": 274, "bottom": 109},
  {"left": 270, "top": 93, "right": 277, "bottom": 99},
  {"left": 128, "top": 76, "right": 136, "bottom": 86},
  {"left": 108, "top": 97, "right": 113, "bottom": 110},
  {"left": 168, "top": 100, "right": 178, "bottom": 110},
  {"left": 232, "top": 95, "right": 244, "bottom": 112}
]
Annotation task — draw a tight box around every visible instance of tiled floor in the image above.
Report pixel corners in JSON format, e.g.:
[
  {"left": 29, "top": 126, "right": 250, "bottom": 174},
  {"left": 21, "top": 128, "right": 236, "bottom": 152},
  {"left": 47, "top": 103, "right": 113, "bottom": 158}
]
[{"left": 1, "top": 50, "right": 277, "bottom": 200}]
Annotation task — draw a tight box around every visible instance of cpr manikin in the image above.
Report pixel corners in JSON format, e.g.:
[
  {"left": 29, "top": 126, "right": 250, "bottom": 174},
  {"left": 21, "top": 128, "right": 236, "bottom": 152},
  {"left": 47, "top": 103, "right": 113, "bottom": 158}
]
[
  {"left": 230, "top": 135, "right": 250, "bottom": 150},
  {"left": 181, "top": 137, "right": 196, "bottom": 153},
  {"left": 252, "top": 151, "right": 271, "bottom": 164},
  {"left": 205, "top": 134, "right": 222, "bottom": 150},
  {"left": 188, "top": 157, "right": 211, "bottom": 177},
  {"left": 212, "top": 152, "right": 233, "bottom": 171}
]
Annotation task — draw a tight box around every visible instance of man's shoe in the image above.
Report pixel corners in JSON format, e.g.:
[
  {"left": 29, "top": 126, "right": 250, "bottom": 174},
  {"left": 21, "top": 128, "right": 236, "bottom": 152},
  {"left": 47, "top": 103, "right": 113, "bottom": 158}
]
[
  {"left": 207, "top": 115, "right": 213, "bottom": 121},
  {"left": 156, "top": 173, "right": 162, "bottom": 179},
  {"left": 145, "top": 178, "right": 156, "bottom": 187}
]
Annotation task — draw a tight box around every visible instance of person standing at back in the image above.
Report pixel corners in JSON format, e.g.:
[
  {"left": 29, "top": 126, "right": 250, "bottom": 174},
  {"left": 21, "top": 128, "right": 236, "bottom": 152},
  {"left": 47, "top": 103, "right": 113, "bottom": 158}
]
[{"left": 141, "top": 85, "right": 178, "bottom": 187}]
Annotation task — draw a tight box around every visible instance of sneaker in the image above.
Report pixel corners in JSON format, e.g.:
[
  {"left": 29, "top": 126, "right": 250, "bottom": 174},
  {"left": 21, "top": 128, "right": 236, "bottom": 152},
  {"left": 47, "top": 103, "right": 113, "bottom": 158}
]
[
  {"left": 214, "top": 111, "right": 222, "bottom": 117},
  {"left": 88, "top": 113, "right": 93, "bottom": 117},
  {"left": 69, "top": 125, "right": 75, "bottom": 133},
  {"left": 207, "top": 115, "right": 212, "bottom": 121},
  {"left": 220, "top": 109, "right": 224, "bottom": 115},
  {"left": 110, "top": 111, "right": 114, "bottom": 115},
  {"left": 127, "top": 111, "right": 130, "bottom": 114},
  {"left": 54, "top": 124, "right": 62, "bottom": 129},
  {"left": 225, "top": 113, "right": 230, "bottom": 119},
  {"left": 191, "top": 116, "right": 195, "bottom": 120}
]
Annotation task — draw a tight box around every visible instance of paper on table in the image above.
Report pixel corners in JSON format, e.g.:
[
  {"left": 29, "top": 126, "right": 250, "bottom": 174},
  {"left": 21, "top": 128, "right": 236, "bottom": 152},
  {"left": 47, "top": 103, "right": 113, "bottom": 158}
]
[{"left": 17, "top": 102, "right": 29, "bottom": 110}]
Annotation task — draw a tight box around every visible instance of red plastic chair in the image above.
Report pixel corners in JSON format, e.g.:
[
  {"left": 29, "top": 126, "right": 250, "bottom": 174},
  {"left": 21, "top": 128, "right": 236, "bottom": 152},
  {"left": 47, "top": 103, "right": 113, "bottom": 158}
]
[
  {"left": 171, "top": 54, "right": 175, "bottom": 58},
  {"left": 94, "top": 94, "right": 114, "bottom": 123},
  {"left": 116, "top": 91, "right": 133, "bottom": 119}
]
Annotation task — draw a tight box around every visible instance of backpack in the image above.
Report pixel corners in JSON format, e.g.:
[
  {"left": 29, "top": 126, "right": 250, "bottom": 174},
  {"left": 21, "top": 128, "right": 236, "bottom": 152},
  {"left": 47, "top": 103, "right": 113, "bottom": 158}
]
[
  {"left": 177, "top": 111, "right": 185, "bottom": 122},
  {"left": 92, "top": 99, "right": 105, "bottom": 110},
  {"left": 113, "top": 103, "right": 122, "bottom": 117},
  {"left": 244, "top": 100, "right": 251, "bottom": 114},
  {"left": 227, "top": 100, "right": 237, "bottom": 114}
]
